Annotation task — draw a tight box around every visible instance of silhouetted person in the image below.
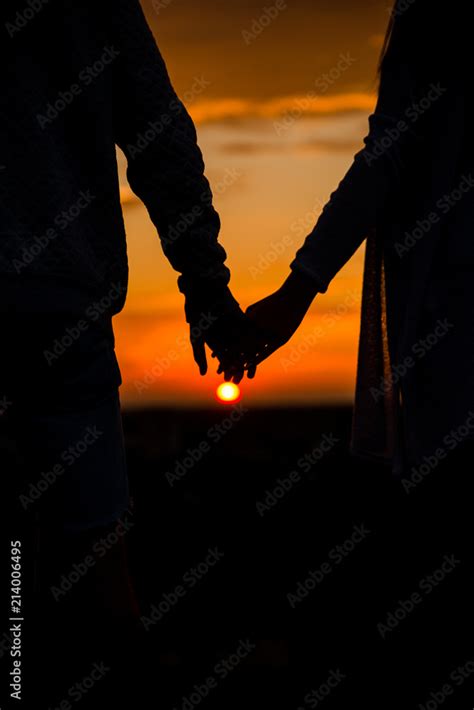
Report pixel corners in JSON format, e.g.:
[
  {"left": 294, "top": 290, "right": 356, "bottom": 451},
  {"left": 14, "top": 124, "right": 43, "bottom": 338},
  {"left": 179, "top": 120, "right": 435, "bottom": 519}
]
[
  {"left": 0, "top": 0, "right": 259, "bottom": 703},
  {"left": 244, "top": 4, "right": 473, "bottom": 703},
  {"left": 246, "top": 0, "right": 473, "bottom": 475}
]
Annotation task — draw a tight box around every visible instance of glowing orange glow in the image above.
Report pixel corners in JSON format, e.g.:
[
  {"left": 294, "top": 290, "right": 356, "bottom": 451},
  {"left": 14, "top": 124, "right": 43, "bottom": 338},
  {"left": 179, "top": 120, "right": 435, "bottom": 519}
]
[
  {"left": 216, "top": 382, "right": 242, "bottom": 404},
  {"left": 114, "top": 0, "right": 384, "bottom": 408}
]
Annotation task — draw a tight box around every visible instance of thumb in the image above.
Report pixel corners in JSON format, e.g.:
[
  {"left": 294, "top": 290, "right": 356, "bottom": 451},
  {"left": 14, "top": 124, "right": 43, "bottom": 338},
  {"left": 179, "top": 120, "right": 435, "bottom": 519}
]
[{"left": 245, "top": 302, "right": 260, "bottom": 319}]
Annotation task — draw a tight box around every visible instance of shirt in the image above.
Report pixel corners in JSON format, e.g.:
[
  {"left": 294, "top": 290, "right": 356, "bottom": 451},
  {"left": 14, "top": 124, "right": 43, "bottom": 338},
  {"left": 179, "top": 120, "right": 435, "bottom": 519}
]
[{"left": 0, "top": 0, "right": 239, "bottom": 322}]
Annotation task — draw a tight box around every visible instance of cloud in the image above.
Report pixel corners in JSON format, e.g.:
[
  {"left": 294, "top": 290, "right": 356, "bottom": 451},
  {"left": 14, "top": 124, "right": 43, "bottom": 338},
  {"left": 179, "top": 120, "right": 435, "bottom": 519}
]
[
  {"left": 188, "top": 92, "right": 376, "bottom": 125},
  {"left": 218, "top": 137, "right": 361, "bottom": 156},
  {"left": 218, "top": 141, "right": 280, "bottom": 155}
]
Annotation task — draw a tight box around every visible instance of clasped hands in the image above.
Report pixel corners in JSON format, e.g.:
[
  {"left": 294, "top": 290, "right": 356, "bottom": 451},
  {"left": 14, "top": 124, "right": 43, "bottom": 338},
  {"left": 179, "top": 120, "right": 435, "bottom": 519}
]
[{"left": 190, "top": 271, "right": 318, "bottom": 383}]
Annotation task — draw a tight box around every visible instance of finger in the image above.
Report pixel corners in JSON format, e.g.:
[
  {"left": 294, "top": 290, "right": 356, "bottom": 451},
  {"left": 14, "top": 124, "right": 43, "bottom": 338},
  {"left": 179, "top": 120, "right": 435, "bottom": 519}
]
[
  {"left": 221, "top": 357, "right": 245, "bottom": 383},
  {"left": 219, "top": 362, "right": 242, "bottom": 380},
  {"left": 216, "top": 354, "right": 229, "bottom": 375},
  {"left": 232, "top": 368, "right": 245, "bottom": 385},
  {"left": 224, "top": 365, "right": 242, "bottom": 383},
  {"left": 217, "top": 356, "right": 234, "bottom": 380},
  {"left": 246, "top": 362, "right": 257, "bottom": 379},
  {"left": 191, "top": 335, "right": 207, "bottom": 376}
]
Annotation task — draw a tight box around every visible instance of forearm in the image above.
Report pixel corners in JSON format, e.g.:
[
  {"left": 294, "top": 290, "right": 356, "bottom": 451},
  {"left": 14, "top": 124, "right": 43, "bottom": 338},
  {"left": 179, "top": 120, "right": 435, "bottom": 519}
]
[
  {"left": 112, "top": 0, "right": 236, "bottom": 314},
  {"left": 291, "top": 19, "right": 431, "bottom": 294},
  {"left": 291, "top": 145, "right": 390, "bottom": 291},
  {"left": 290, "top": 105, "right": 420, "bottom": 293}
]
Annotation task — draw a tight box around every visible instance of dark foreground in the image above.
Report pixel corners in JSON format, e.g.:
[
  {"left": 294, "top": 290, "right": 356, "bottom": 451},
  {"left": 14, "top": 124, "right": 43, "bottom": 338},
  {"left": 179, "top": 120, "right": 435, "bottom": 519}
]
[{"left": 3, "top": 405, "right": 474, "bottom": 709}]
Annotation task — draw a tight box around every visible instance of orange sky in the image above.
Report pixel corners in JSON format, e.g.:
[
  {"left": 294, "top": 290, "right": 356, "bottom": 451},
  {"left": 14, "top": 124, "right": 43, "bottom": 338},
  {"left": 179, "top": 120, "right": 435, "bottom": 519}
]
[{"left": 115, "top": 0, "right": 389, "bottom": 407}]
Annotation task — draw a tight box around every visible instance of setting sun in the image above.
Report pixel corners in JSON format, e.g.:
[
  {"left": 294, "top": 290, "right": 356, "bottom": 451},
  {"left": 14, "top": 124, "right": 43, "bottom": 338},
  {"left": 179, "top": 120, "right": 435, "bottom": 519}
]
[{"left": 216, "top": 382, "right": 242, "bottom": 404}]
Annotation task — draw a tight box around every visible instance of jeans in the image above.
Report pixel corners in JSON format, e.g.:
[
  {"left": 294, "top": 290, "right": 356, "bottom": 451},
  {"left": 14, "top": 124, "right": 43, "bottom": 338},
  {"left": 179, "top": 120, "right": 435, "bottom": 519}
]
[{"left": 0, "top": 313, "right": 130, "bottom": 533}]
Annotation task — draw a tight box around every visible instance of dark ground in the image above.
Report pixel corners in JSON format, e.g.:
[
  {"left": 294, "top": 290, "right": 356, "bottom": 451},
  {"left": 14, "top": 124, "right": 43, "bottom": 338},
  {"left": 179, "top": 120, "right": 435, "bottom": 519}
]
[
  {"left": 123, "top": 405, "right": 474, "bottom": 709},
  {"left": 3, "top": 405, "right": 474, "bottom": 709}
]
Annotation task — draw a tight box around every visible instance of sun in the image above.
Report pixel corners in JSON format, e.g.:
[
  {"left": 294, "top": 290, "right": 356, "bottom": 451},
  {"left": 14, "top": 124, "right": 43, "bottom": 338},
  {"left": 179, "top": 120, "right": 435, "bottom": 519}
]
[{"left": 216, "top": 382, "right": 241, "bottom": 404}]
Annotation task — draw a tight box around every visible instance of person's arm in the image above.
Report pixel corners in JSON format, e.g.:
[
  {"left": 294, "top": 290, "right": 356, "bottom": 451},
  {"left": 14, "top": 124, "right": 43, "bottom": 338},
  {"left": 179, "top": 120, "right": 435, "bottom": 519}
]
[
  {"left": 246, "top": 7, "right": 443, "bottom": 356},
  {"left": 110, "top": 0, "right": 240, "bottom": 325},
  {"left": 290, "top": 10, "right": 436, "bottom": 293}
]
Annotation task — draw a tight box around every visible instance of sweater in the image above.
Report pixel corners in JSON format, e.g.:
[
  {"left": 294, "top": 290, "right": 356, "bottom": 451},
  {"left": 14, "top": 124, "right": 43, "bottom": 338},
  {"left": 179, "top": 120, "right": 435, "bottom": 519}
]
[
  {"left": 290, "top": 0, "right": 473, "bottom": 470},
  {"left": 0, "top": 0, "right": 239, "bottom": 321}
]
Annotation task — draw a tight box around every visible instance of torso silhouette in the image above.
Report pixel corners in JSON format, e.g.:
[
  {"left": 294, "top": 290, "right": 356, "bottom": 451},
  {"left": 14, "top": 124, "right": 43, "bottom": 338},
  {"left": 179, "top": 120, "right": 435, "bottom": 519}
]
[
  {"left": 289, "top": 1, "right": 474, "bottom": 468},
  {"left": 0, "top": 0, "right": 233, "bottom": 316}
]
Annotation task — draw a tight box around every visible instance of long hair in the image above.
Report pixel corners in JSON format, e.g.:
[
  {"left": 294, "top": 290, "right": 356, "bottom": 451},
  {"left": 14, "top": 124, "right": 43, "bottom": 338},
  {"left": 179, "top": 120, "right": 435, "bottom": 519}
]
[
  {"left": 377, "top": 0, "right": 419, "bottom": 79},
  {"left": 378, "top": 1, "right": 463, "bottom": 87},
  {"left": 378, "top": 9, "right": 395, "bottom": 75}
]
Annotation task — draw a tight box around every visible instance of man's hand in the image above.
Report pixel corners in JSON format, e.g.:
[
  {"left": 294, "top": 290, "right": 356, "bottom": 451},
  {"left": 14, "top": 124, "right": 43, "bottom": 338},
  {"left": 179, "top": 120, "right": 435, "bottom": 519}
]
[
  {"left": 245, "top": 271, "right": 319, "bottom": 365},
  {"left": 190, "top": 309, "right": 268, "bottom": 383}
]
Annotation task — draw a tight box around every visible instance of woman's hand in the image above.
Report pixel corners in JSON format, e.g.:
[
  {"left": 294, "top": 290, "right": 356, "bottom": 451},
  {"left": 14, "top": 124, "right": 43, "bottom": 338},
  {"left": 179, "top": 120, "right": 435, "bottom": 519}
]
[
  {"left": 245, "top": 270, "right": 319, "bottom": 365},
  {"left": 191, "top": 309, "right": 269, "bottom": 383}
]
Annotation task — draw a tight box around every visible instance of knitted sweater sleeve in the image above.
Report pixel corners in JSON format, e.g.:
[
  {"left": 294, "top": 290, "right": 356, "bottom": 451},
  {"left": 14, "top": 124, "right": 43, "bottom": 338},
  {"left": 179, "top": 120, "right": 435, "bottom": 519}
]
[
  {"left": 110, "top": 0, "right": 239, "bottom": 321},
  {"left": 290, "top": 11, "right": 433, "bottom": 293}
]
